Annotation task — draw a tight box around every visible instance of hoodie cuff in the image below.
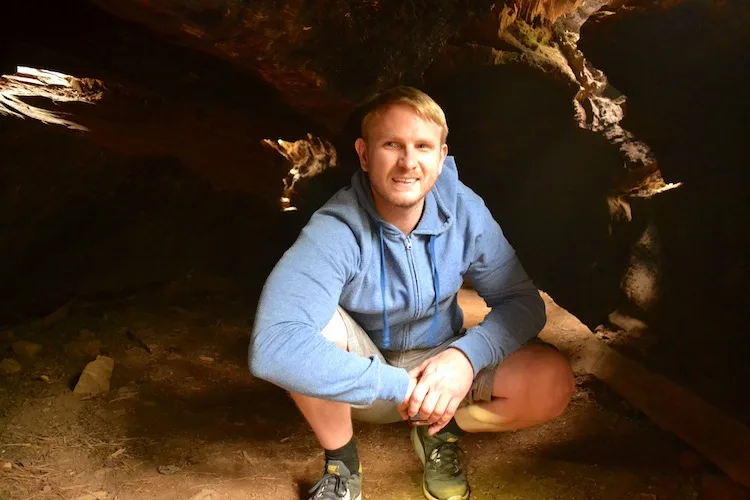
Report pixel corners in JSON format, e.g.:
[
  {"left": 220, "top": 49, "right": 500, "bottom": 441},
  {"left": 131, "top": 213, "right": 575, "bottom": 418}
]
[
  {"left": 449, "top": 327, "right": 495, "bottom": 375},
  {"left": 378, "top": 363, "right": 410, "bottom": 404}
]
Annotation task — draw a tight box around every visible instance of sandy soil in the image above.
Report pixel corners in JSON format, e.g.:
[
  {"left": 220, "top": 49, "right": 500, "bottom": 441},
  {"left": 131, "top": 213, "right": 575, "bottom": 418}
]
[{"left": 0, "top": 285, "right": 742, "bottom": 500}]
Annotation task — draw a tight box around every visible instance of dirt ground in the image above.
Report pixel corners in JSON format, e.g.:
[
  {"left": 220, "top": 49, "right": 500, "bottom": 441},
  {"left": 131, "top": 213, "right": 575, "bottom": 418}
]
[{"left": 0, "top": 284, "right": 745, "bottom": 500}]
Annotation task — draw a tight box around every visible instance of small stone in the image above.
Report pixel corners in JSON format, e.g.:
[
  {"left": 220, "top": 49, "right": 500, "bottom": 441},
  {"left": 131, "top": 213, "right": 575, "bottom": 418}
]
[
  {"left": 157, "top": 464, "right": 181, "bottom": 475},
  {"left": 73, "top": 355, "right": 115, "bottom": 396},
  {"left": 12, "top": 340, "right": 42, "bottom": 358},
  {"left": 0, "top": 359, "right": 21, "bottom": 374},
  {"left": 198, "top": 356, "right": 214, "bottom": 363},
  {"left": 1, "top": 461, "right": 12, "bottom": 471},
  {"left": 608, "top": 309, "right": 648, "bottom": 333},
  {"left": 38, "top": 375, "right": 51, "bottom": 383},
  {"left": 42, "top": 485, "right": 52, "bottom": 492}
]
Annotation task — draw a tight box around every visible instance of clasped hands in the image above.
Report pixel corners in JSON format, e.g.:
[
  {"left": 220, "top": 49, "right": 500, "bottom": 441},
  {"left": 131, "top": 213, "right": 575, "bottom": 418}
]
[{"left": 397, "top": 347, "right": 474, "bottom": 436}]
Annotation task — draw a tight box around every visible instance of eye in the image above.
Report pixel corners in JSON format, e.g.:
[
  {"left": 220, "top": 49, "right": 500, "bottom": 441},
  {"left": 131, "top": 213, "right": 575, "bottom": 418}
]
[{"left": 384, "top": 141, "right": 399, "bottom": 148}]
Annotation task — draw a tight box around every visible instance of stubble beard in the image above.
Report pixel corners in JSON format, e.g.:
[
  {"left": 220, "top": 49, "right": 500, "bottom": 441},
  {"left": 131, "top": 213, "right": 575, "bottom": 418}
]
[{"left": 372, "top": 182, "right": 424, "bottom": 210}]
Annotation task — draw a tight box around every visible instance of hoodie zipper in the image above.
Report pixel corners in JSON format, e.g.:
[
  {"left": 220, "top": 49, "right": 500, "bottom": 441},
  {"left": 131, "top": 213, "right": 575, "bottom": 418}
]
[{"left": 404, "top": 236, "right": 422, "bottom": 323}]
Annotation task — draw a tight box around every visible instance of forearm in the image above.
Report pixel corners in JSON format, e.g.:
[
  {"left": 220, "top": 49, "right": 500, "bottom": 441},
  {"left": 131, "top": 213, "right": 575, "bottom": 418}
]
[
  {"left": 451, "top": 286, "right": 546, "bottom": 374},
  {"left": 249, "top": 322, "right": 410, "bottom": 405}
]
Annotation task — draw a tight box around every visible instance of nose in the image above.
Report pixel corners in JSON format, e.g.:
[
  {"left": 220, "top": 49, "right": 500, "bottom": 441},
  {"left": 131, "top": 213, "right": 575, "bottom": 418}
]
[{"left": 399, "top": 145, "right": 418, "bottom": 169}]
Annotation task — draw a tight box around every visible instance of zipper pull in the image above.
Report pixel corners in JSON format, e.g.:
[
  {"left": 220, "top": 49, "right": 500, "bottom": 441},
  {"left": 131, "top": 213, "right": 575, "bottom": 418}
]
[{"left": 405, "top": 236, "right": 412, "bottom": 249}]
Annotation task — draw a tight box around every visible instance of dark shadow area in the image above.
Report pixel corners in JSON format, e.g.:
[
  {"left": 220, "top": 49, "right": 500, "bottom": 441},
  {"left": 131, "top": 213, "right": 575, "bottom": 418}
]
[
  {"left": 494, "top": 426, "right": 685, "bottom": 471},
  {"left": 132, "top": 377, "right": 300, "bottom": 443},
  {"left": 580, "top": 0, "right": 750, "bottom": 423},
  {"left": 428, "top": 64, "right": 624, "bottom": 326},
  {"left": 0, "top": 119, "right": 290, "bottom": 323}
]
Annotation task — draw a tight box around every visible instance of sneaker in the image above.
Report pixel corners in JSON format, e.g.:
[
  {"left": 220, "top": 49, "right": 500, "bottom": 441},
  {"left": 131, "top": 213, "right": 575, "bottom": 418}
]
[
  {"left": 307, "top": 460, "right": 362, "bottom": 500},
  {"left": 411, "top": 426, "right": 470, "bottom": 500}
]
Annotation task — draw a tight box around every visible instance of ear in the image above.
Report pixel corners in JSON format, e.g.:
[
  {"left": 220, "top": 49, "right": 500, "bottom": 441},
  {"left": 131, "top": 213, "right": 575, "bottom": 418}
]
[
  {"left": 438, "top": 143, "right": 448, "bottom": 175},
  {"left": 354, "top": 138, "right": 368, "bottom": 171}
]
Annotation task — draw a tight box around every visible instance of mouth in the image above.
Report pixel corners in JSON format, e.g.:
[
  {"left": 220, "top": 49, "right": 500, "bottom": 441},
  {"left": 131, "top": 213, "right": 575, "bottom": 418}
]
[{"left": 392, "top": 178, "right": 419, "bottom": 185}]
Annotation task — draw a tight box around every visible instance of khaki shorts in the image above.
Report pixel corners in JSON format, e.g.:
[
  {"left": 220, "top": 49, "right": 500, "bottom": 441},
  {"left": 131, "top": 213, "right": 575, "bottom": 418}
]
[{"left": 331, "top": 307, "right": 498, "bottom": 424}]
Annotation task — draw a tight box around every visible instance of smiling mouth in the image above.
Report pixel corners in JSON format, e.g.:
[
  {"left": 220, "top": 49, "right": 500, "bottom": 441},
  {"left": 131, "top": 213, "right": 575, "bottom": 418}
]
[{"left": 393, "top": 178, "right": 418, "bottom": 184}]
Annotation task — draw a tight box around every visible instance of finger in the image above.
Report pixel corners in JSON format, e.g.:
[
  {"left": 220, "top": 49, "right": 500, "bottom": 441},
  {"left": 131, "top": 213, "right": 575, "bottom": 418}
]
[
  {"left": 426, "top": 393, "right": 452, "bottom": 425},
  {"left": 399, "top": 376, "right": 418, "bottom": 420},
  {"left": 418, "top": 390, "right": 440, "bottom": 421},
  {"left": 408, "top": 359, "right": 430, "bottom": 378},
  {"left": 428, "top": 398, "right": 462, "bottom": 436},
  {"left": 398, "top": 402, "right": 409, "bottom": 420},
  {"left": 408, "top": 380, "right": 430, "bottom": 417}
]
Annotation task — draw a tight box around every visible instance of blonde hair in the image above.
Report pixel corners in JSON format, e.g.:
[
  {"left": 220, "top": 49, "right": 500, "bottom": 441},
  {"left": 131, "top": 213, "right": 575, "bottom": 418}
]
[{"left": 359, "top": 86, "right": 448, "bottom": 144}]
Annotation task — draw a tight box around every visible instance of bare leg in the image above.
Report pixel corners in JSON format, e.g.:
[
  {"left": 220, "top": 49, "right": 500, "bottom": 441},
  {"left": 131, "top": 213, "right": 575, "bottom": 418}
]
[
  {"left": 455, "top": 343, "right": 575, "bottom": 433},
  {"left": 289, "top": 309, "right": 354, "bottom": 449}
]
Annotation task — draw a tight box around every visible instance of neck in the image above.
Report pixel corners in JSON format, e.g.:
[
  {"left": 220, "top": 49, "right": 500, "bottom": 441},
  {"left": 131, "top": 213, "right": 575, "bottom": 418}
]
[{"left": 373, "top": 195, "right": 425, "bottom": 235}]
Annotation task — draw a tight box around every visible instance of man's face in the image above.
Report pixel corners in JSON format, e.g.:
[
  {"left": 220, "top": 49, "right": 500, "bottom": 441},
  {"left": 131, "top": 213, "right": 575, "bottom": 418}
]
[{"left": 355, "top": 104, "right": 448, "bottom": 213}]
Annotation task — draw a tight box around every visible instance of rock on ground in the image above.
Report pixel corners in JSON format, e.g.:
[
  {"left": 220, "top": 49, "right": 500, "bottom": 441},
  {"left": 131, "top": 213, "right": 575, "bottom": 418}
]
[
  {"left": 73, "top": 355, "right": 115, "bottom": 396},
  {"left": 0, "top": 358, "right": 21, "bottom": 374},
  {"left": 12, "top": 340, "right": 42, "bottom": 358}
]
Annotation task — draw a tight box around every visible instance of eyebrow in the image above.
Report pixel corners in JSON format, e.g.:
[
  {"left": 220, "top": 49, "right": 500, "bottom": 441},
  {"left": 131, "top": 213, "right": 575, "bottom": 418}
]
[{"left": 380, "top": 136, "right": 437, "bottom": 145}]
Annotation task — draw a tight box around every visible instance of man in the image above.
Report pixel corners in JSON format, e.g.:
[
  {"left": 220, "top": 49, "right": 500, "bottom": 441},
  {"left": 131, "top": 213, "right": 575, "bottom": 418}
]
[{"left": 250, "top": 86, "right": 575, "bottom": 500}]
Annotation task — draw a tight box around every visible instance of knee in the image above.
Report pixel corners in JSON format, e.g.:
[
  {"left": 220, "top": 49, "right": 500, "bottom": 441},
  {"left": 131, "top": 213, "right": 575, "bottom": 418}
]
[{"left": 535, "top": 349, "right": 575, "bottom": 420}]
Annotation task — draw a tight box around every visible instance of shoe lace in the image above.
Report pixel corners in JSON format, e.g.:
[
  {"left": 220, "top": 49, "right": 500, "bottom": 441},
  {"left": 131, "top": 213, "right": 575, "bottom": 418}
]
[
  {"left": 309, "top": 473, "right": 349, "bottom": 498},
  {"left": 426, "top": 440, "right": 463, "bottom": 476}
]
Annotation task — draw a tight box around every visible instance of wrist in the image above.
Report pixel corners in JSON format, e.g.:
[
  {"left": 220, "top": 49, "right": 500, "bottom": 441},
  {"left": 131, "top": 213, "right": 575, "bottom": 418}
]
[
  {"left": 447, "top": 347, "right": 475, "bottom": 375},
  {"left": 403, "top": 374, "right": 417, "bottom": 402}
]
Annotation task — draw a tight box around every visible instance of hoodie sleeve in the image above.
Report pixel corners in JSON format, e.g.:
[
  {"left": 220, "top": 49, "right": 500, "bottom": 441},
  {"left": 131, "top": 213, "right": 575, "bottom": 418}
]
[
  {"left": 248, "top": 208, "right": 410, "bottom": 406},
  {"left": 450, "top": 202, "right": 546, "bottom": 374}
]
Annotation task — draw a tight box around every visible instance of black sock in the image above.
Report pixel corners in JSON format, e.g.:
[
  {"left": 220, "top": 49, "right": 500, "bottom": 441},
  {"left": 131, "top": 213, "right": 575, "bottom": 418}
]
[
  {"left": 439, "top": 417, "right": 466, "bottom": 438},
  {"left": 324, "top": 437, "right": 360, "bottom": 476}
]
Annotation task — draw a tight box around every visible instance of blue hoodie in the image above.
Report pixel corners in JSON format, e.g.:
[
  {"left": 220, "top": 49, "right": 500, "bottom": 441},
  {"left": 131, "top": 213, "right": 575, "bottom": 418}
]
[{"left": 249, "top": 156, "right": 545, "bottom": 406}]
